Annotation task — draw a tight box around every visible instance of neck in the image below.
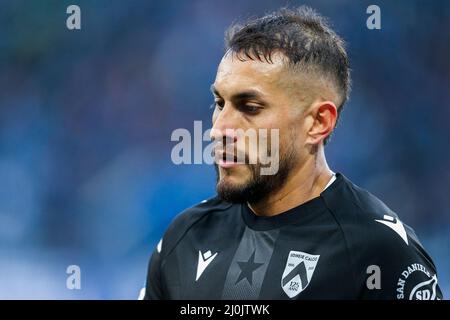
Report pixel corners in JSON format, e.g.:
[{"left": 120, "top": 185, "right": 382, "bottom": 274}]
[{"left": 248, "top": 146, "right": 333, "bottom": 217}]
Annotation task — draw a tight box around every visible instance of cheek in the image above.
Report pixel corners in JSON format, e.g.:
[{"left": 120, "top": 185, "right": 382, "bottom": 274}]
[
  {"left": 280, "top": 122, "right": 304, "bottom": 155},
  {"left": 253, "top": 116, "right": 284, "bottom": 156}
]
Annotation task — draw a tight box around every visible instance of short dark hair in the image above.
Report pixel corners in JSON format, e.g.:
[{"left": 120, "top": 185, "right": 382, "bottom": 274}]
[{"left": 225, "top": 6, "right": 350, "bottom": 144}]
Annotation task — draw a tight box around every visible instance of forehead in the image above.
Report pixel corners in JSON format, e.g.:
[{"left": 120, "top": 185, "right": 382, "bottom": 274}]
[{"left": 214, "top": 52, "right": 287, "bottom": 95}]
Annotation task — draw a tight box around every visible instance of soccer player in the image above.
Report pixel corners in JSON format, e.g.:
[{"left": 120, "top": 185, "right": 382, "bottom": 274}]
[{"left": 143, "top": 7, "right": 442, "bottom": 299}]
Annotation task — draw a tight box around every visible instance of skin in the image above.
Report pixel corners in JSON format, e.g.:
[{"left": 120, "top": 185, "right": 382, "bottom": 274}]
[{"left": 210, "top": 51, "right": 339, "bottom": 217}]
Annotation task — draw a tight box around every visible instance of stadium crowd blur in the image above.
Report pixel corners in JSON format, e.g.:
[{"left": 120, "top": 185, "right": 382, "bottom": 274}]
[{"left": 0, "top": 0, "right": 449, "bottom": 298}]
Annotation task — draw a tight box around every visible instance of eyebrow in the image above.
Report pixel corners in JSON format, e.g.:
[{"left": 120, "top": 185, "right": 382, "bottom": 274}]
[{"left": 210, "top": 84, "right": 267, "bottom": 104}]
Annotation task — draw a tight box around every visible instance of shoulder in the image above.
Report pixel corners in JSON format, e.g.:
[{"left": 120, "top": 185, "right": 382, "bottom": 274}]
[
  {"left": 322, "top": 173, "right": 421, "bottom": 250},
  {"left": 157, "top": 196, "right": 233, "bottom": 258},
  {"left": 165, "top": 196, "right": 233, "bottom": 238},
  {"left": 322, "top": 173, "right": 441, "bottom": 299}
]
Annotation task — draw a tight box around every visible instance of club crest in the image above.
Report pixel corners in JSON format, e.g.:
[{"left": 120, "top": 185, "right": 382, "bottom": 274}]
[{"left": 281, "top": 250, "right": 320, "bottom": 298}]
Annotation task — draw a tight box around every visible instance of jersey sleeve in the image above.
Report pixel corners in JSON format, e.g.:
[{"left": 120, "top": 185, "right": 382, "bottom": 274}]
[
  {"left": 357, "top": 222, "right": 443, "bottom": 300},
  {"left": 142, "top": 202, "right": 212, "bottom": 300},
  {"left": 144, "top": 240, "right": 164, "bottom": 300},
  {"left": 141, "top": 197, "right": 236, "bottom": 300}
]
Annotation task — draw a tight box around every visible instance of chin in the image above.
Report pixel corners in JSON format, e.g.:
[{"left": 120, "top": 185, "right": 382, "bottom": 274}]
[
  {"left": 218, "top": 173, "right": 246, "bottom": 189},
  {"left": 219, "top": 166, "right": 249, "bottom": 182}
]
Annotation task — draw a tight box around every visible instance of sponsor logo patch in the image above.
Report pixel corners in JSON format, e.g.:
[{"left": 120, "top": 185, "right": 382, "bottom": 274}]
[{"left": 396, "top": 263, "right": 440, "bottom": 300}]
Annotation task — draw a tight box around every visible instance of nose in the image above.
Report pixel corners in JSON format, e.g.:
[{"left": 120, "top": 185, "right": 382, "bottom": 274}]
[{"left": 210, "top": 104, "right": 239, "bottom": 144}]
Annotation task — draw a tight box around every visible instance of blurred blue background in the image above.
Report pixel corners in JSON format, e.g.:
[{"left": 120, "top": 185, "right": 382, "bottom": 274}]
[{"left": 0, "top": 0, "right": 449, "bottom": 299}]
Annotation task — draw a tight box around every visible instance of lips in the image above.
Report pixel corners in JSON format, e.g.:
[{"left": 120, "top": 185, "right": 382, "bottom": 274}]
[
  {"left": 214, "top": 150, "right": 244, "bottom": 168},
  {"left": 217, "top": 160, "right": 240, "bottom": 168}
]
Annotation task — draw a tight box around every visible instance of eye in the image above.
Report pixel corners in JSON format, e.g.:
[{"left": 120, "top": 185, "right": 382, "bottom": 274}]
[
  {"left": 240, "top": 104, "right": 262, "bottom": 114},
  {"left": 211, "top": 99, "right": 224, "bottom": 111},
  {"left": 245, "top": 105, "right": 261, "bottom": 113}
]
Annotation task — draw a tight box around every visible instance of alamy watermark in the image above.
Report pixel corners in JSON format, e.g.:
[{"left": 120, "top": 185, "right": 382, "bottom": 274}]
[
  {"left": 66, "top": 264, "right": 81, "bottom": 290},
  {"left": 366, "top": 5, "right": 381, "bottom": 30},
  {"left": 170, "top": 121, "right": 280, "bottom": 175},
  {"left": 66, "top": 5, "right": 81, "bottom": 30}
]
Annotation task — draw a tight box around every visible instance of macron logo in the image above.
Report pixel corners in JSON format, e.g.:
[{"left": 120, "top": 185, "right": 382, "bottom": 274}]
[
  {"left": 196, "top": 250, "right": 218, "bottom": 281},
  {"left": 375, "top": 215, "right": 409, "bottom": 245}
]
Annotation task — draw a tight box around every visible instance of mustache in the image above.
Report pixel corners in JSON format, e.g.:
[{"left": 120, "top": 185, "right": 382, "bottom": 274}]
[
  {"left": 212, "top": 148, "right": 248, "bottom": 163},
  {"left": 212, "top": 140, "right": 248, "bottom": 163},
  {"left": 211, "top": 139, "right": 271, "bottom": 165}
]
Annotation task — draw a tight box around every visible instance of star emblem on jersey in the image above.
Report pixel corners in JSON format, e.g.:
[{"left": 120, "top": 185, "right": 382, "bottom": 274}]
[
  {"left": 375, "top": 214, "right": 409, "bottom": 245},
  {"left": 235, "top": 250, "right": 264, "bottom": 285},
  {"left": 281, "top": 251, "right": 320, "bottom": 298},
  {"left": 196, "top": 250, "right": 218, "bottom": 281}
]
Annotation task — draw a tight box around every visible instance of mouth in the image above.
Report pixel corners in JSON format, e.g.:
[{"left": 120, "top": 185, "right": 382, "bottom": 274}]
[
  {"left": 218, "top": 159, "right": 240, "bottom": 169},
  {"left": 215, "top": 151, "right": 244, "bottom": 169}
]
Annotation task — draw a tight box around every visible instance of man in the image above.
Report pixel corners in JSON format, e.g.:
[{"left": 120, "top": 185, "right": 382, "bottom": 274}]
[{"left": 143, "top": 7, "right": 442, "bottom": 299}]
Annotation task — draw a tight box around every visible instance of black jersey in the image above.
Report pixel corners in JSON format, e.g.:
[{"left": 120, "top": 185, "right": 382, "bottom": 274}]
[{"left": 143, "top": 173, "right": 442, "bottom": 300}]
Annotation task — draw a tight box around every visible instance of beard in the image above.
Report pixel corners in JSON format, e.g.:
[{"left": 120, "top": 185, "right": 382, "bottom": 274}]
[{"left": 215, "top": 141, "right": 298, "bottom": 204}]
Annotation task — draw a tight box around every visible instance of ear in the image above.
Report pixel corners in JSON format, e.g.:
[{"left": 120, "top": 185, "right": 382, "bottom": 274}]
[{"left": 305, "top": 101, "right": 338, "bottom": 145}]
